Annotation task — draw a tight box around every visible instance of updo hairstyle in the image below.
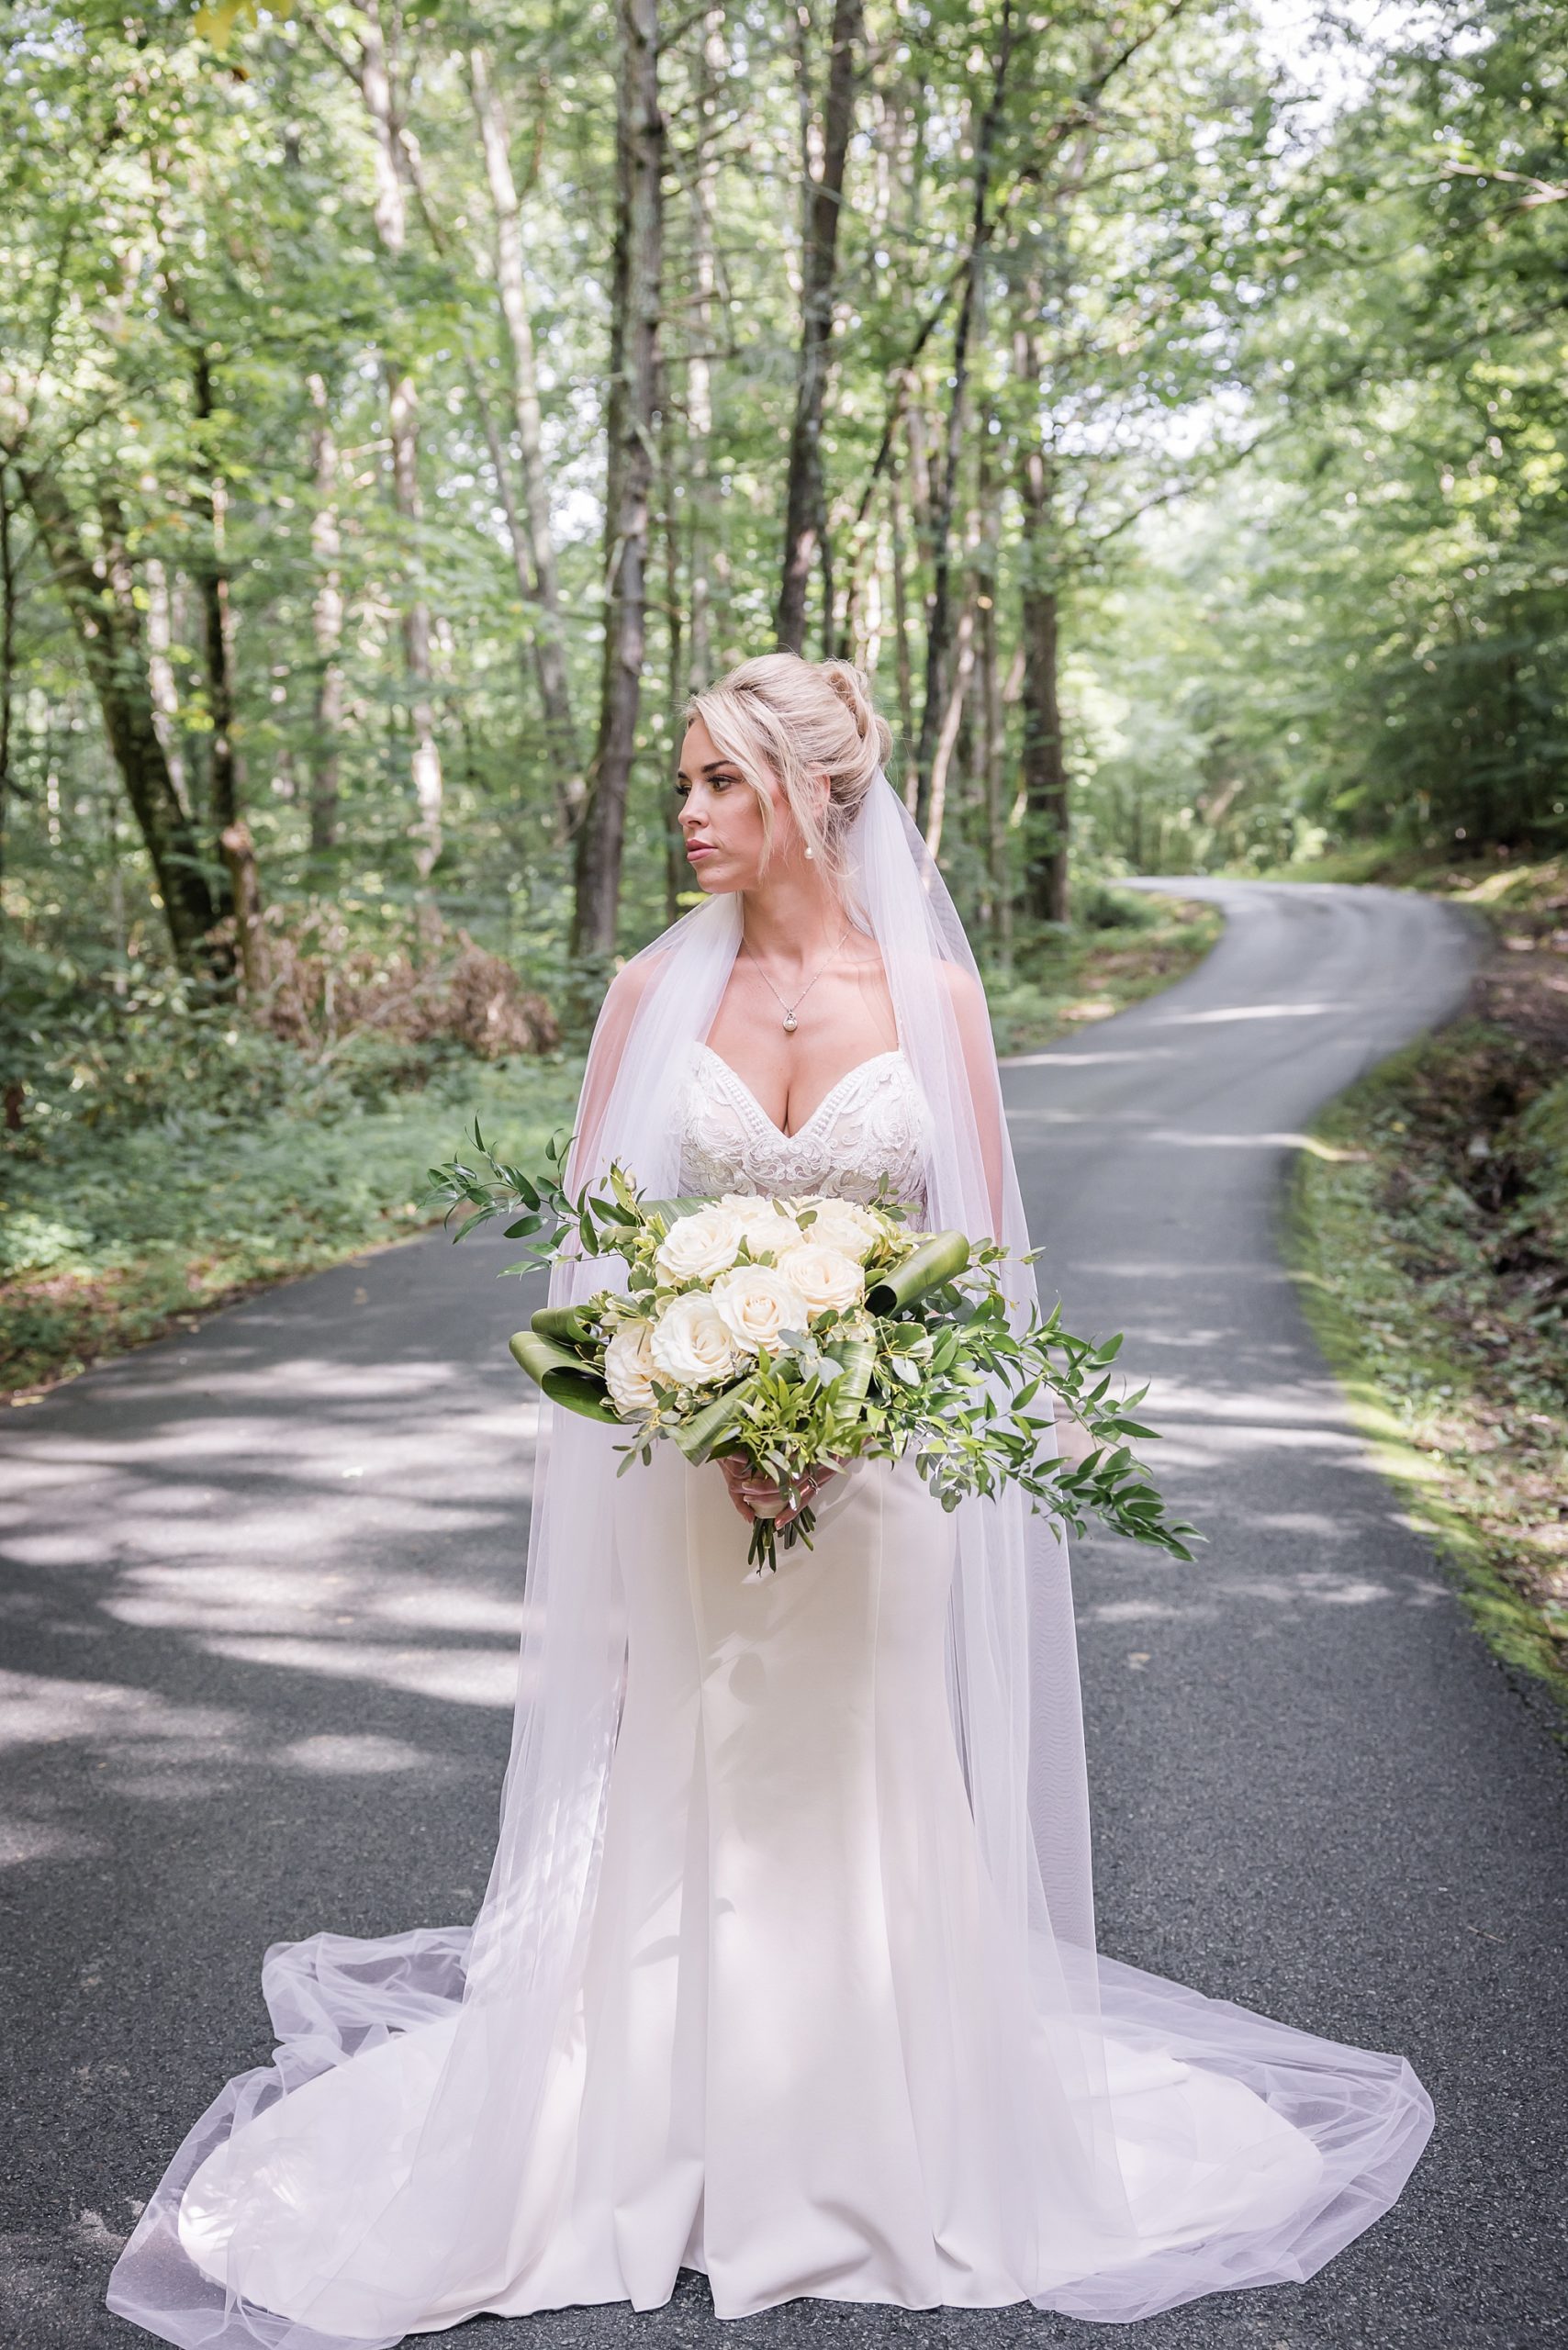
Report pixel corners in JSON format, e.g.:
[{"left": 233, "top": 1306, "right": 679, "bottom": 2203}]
[{"left": 685, "top": 653, "right": 893, "bottom": 893}]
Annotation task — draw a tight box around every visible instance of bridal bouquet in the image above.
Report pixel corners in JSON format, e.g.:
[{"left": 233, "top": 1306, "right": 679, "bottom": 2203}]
[{"left": 427, "top": 1127, "right": 1199, "bottom": 1572}]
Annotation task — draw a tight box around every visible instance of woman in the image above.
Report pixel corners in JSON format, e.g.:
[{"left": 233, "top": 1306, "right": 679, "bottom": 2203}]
[{"left": 109, "top": 655, "right": 1432, "bottom": 2346}]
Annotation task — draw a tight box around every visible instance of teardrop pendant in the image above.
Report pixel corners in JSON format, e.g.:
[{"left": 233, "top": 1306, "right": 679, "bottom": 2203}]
[{"left": 782, "top": 1011, "right": 798, "bottom": 1033}]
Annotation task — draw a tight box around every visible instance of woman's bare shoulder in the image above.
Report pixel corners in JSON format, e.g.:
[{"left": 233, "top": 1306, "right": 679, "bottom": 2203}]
[
  {"left": 937, "top": 958, "right": 990, "bottom": 1022},
  {"left": 596, "top": 941, "right": 677, "bottom": 1035}
]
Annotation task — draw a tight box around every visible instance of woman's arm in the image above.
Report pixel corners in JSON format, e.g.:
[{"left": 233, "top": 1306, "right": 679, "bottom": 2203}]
[
  {"left": 568, "top": 954, "right": 660, "bottom": 1187},
  {"left": 939, "top": 959, "right": 1007, "bottom": 1238}
]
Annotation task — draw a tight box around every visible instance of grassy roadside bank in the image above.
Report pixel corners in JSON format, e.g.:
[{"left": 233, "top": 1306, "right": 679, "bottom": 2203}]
[
  {"left": 2, "top": 890, "right": 1219, "bottom": 1404},
  {"left": 985, "top": 888, "right": 1222, "bottom": 1057},
  {"left": 0, "top": 1059, "right": 584, "bottom": 1404},
  {"left": 1285, "top": 854, "right": 1568, "bottom": 1713}
]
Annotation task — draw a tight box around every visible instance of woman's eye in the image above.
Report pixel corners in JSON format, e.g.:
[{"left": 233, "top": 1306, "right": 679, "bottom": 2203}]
[{"left": 675, "top": 781, "right": 689, "bottom": 800}]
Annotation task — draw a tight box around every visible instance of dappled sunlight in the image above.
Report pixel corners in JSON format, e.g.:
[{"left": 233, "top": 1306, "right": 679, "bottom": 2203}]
[
  {"left": 0, "top": 1817, "right": 108, "bottom": 1869},
  {"left": 1144, "top": 1380, "right": 1354, "bottom": 1424},
  {"left": 1152, "top": 1425, "right": 1365, "bottom": 1466},
  {"left": 1142, "top": 1126, "right": 1320, "bottom": 1151},
  {"left": 1153, "top": 1000, "right": 1351, "bottom": 1027},
  {"left": 1078, "top": 1564, "right": 1453, "bottom": 1630},
  {"left": 102, "top": 1562, "right": 532, "bottom": 1645},
  {"left": 375, "top": 1589, "right": 529, "bottom": 1636},
  {"left": 0, "top": 1646, "right": 485, "bottom": 1824},
  {"left": 1005, "top": 1046, "right": 1179, "bottom": 1070},
  {"left": 0, "top": 1664, "right": 256, "bottom": 1810},
  {"left": 0, "top": 1235, "right": 545, "bottom": 1863},
  {"left": 198, "top": 1638, "right": 525, "bottom": 1710},
  {"left": 276, "top": 1734, "right": 439, "bottom": 1776},
  {"left": 0, "top": 1668, "right": 244, "bottom": 1758},
  {"left": 1083, "top": 1596, "right": 1199, "bottom": 1624}
]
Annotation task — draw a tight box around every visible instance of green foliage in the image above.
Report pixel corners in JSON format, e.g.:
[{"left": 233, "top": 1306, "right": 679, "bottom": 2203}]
[
  {"left": 4, "top": 958, "right": 426, "bottom": 1149},
  {"left": 0, "top": 1048, "right": 582, "bottom": 1394},
  {"left": 3, "top": 0, "right": 1561, "bottom": 1401},
  {"left": 982, "top": 894, "right": 1222, "bottom": 1058},
  {"left": 0, "top": 0, "right": 1295, "bottom": 990},
  {"left": 1290, "top": 1021, "right": 1568, "bottom": 1708},
  {"left": 1519, "top": 1078, "right": 1568, "bottom": 1263},
  {"left": 1072, "top": 0, "right": 1568, "bottom": 872}
]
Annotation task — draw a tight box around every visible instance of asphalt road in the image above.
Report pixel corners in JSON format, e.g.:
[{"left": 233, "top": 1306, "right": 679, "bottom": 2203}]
[{"left": 3, "top": 880, "right": 1565, "bottom": 2350}]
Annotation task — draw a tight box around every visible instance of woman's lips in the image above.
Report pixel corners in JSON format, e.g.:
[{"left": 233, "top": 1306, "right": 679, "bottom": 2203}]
[{"left": 686, "top": 842, "right": 716, "bottom": 861}]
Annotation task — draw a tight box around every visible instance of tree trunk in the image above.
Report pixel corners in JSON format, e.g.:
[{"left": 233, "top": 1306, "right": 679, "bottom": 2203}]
[
  {"left": 356, "top": 0, "right": 444, "bottom": 890},
  {"left": 381, "top": 111, "right": 579, "bottom": 845},
  {"left": 1015, "top": 317, "right": 1069, "bottom": 925},
  {"left": 387, "top": 391, "right": 442, "bottom": 889},
  {"left": 686, "top": 7, "right": 726, "bottom": 691},
  {"left": 220, "top": 820, "right": 270, "bottom": 998},
  {"left": 468, "top": 43, "right": 580, "bottom": 811},
  {"left": 191, "top": 354, "right": 241, "bottom": 847},
  {"left": 143, "top": 558, "right": 191, "bottom": 818},
  {"left": 661, "top": 383, "right": 686, "bottom": 923},
  {"left": 0, "top": 466, "right": 14, "bottom": 962},
  {"left": 20, "top": 468, "right": 224, "bottom": 976},
  {"left": 889, "top": 467, "right": 916, "bottom": 800},
  {"left": 572, "top": 0, "right": 663, "bottom": 959},
  {"left": 189, "top": 343, "right": 274, "bottom": 995},
  {"left": 923, "top": 597, "right": 975, "bottom": 863},
  {"left": 913, "top": 0, "right": 1014, "bottom": 829},
  {"left": 775, "top": 0, "right": 862, "bottom": 655},
  {"left": 306, "top": 372, "right": 344, "bottom": 856},
  {"left": 979, "top": 578, "right": 1010, "bottom": 957},
  {"left": 976, "top": 426, "right": 1010, "bottom": 957}
]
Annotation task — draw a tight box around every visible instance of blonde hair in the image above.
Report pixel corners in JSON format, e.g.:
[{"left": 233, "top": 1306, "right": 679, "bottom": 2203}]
[{"left": 686, "top": 653, "right": 893, "bottom": 892}]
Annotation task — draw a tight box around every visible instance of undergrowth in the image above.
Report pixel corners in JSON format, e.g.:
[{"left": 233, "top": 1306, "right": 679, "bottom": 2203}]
[
  {"left": 983, "top": 886, "right": 1221, "bottom": 1058},
  {"left": 0, "top": 999, "right": 581, "bottom": 1399},
  {"left": 1, "top": 880, "right": 1220, "bottom": 1399},
  {"left": 1291, "top": 1022, "right": 1568, "bottom": 1712}
]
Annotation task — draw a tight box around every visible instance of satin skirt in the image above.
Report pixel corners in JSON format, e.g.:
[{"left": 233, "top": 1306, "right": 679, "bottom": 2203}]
[{"left": 116, "top": 1449, "right": 1432, "bottom": 2339}]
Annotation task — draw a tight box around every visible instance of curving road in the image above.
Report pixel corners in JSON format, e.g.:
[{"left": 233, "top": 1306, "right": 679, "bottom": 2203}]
[{"left": 3, "top": 881, "right": 1565, "bottom": 2350}]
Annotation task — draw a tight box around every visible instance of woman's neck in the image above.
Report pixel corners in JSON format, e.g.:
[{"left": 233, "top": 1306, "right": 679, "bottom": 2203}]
[{"left": 737, "top": 867, "right": 846, "bottom": 971}]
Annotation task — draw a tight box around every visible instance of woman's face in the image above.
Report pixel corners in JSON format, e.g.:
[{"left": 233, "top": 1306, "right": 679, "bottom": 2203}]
[{"left": 675, "top": 717, "right": 801, "bottom": 895}]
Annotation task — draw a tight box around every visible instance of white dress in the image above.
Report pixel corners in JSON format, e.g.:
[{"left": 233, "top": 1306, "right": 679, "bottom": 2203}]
[{"left": 151, "top": 1044, "right": 1428, "bottom": 2337}]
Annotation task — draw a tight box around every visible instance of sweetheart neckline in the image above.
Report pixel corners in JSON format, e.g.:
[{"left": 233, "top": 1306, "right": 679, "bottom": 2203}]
[{"left": 696, "top": 1044, "right": 907, "bottom": 1144}]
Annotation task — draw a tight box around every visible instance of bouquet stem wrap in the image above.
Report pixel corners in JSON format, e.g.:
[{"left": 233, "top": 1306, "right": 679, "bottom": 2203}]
[{"left": 507, "top": 1330, "right": 620, "bottom": 1422}]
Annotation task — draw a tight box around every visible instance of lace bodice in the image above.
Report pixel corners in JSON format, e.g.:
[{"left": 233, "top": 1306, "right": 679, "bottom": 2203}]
[{"left": 678, "top": 1045, "right": 930, "bottom": 1212}]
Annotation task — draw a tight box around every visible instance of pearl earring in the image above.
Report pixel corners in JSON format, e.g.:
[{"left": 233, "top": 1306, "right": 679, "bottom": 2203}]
[{"left": 804, "top": 845, "right": 815, "bottom": 860}]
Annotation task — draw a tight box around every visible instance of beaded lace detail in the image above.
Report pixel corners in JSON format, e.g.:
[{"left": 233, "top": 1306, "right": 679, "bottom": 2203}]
[{"left": 678, "top": 1045, "right": 930, "bottom": 1212}]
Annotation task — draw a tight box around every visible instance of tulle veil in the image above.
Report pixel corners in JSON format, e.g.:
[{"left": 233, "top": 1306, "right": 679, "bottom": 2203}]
[{"left": 107, "top": 778, "right": 1432, "bottom": 2347}]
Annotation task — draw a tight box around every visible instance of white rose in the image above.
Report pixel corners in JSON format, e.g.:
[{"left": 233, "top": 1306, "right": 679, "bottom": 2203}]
[
  {"left": 709, "top": 1262, "right": 810, "bottom": 1356},
  {"left": 716, "top": 1192, "right": 804, "bottom": 1261},
  {"left": 654, "top": 1203, "right": 744, "bottom": 1285},
  {"left": 790, "top": 1197, "right": 886, "bottom": 1262},
  {"left": 776, "top": 1242, "right": 865, "bottom": 1316},
  {"left": 603, "top": 1320, "right": 657, "bottom": 1416},
  {"left": 649, "top": 1292, "right": 739, "bottom": 1388}
]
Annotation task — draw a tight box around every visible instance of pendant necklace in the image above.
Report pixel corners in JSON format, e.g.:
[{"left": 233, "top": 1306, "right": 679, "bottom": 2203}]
[{"left": 743, "top": 923, "right": 852, "bottom": 1033}]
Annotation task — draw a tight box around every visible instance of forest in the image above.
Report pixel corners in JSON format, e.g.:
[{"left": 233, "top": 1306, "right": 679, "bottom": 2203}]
[{"left": 2, "top": 0, "right": 1565, "bottom": 1396}]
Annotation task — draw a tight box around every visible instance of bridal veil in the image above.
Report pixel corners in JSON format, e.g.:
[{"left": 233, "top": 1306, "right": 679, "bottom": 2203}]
[{"left": 108, "top": 777, "right": 1432, "bottom": 2346}]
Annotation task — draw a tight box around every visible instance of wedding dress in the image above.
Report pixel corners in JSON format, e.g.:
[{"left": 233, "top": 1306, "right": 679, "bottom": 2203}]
[{"left": 109, "top": 784, "right": 1432, "bottom": 2348}]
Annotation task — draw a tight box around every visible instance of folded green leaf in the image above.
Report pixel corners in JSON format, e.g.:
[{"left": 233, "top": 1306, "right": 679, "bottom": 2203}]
[
  {"left": 865, "top": 1230, "right": 970, "bottom": 1315},
  {"left": 531, "top": 1303, "right": 599, "bottom": 1348},
  {"left": 670, "top": 1373, "right": 763, "bottom": 1464},
  {"left": 508, "top": 1331, "right": 620, "bottom": 1423}
]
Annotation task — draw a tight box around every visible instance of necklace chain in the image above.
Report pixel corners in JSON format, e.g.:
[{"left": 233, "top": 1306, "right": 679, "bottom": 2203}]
[{"left": 742, "top": 923, "right": 852, "bottom": 1033}]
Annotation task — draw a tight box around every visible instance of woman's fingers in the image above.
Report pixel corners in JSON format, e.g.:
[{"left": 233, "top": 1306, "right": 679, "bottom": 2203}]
[
  {"left": 719, "top": 1454, "right": 771, "bottom": 1524},
  {"left": 717, "top": 1455, "right": 842, "bottom": 1529},
  {"left": 776, "top": 1465, "right": 837, "bottom": 1527}
]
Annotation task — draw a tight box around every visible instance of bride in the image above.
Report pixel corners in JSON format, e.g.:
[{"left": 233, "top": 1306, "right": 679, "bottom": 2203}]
[{"left": 108, "top": 654, "right": 1432, "bottom": 2346}]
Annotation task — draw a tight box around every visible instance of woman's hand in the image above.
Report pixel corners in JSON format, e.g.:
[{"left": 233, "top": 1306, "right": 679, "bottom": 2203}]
[{"left": 719, "top": 1454, "right": 839, "bottom": 1531}]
